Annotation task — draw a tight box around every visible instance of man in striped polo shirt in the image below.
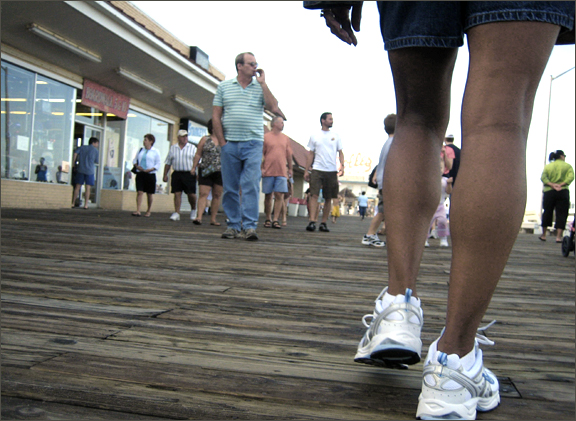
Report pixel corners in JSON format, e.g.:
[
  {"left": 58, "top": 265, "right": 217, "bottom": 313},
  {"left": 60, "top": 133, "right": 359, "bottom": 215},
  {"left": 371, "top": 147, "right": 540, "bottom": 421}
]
[
  {"left": 212, "top": 52, "right": 286, "bottom": 241},
  {"left": 162, "top": 129, "right": 198, "bottom": 221}
]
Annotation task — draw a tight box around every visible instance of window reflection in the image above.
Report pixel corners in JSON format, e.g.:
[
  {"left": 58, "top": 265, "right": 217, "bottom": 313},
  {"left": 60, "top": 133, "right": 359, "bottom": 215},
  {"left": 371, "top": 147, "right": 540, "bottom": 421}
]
[
  {"left": 1, "top": 61, "right": 74, "bottom": 184},
  {"left": 122, "top": 110, "right": 169, "bottom": 193}
]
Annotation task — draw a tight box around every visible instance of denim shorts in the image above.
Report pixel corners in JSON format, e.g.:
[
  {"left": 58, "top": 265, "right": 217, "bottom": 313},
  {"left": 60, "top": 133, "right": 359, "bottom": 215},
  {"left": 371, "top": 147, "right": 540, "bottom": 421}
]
[
  {"left": 74, "top": 172, "right": 95, "bottom": 186},
  {"left": 262, "top": 176, "right": 288, "bottom": 194},
  {"left": 377, "top": 1, "right": 575, "bottom": 50}
]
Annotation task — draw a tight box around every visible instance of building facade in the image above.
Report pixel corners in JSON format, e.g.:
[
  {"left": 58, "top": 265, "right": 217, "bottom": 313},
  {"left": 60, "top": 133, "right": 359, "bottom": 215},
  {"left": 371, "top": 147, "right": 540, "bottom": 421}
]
[{"left": 2, "top": 1, "right": 228, "bottom": 211}]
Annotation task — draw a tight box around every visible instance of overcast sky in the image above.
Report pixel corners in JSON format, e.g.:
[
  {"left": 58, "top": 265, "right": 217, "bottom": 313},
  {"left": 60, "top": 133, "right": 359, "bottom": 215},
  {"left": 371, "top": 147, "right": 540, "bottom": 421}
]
[{"left": 132, "top": 1, "right": 575, "bottom": 212}]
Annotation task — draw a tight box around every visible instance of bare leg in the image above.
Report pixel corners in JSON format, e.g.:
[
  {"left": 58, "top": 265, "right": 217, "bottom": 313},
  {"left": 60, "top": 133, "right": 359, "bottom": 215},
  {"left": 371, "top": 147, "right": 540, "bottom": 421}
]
[
  {"left": 556, "top": 228, "right": 564, "bottom": 242},
  {"left": 264, "top": 193, "right": 273, "bottom": 221},
  {"left": 136, "top": 191, "right": 143, "bottom": 214},
  {"left": 385, "top": 47, "right": 458, "bottom": 297},
  {"left": 272, "top": 192, "right": 283, "bottom": 222},
  {"left": 308, "top": 195, "right": 319, "bottom": 222},
  {"left": 439, "top": 22, "right": 560, "bottom": 357},
  {"left": 367, "top": 212, "right": 385, "bottom": 236},
  {"left": 83, "top": 185, "right": 91, "bottom": 208},
  {"left": 321, "top": 199, "right": 332, "bottom": 224},
  {"left": 72, "top": 184, "right": 82, "bottom": 206},
  {"left": 173, "top": 191, "right": 182, "bottom": 214},
  {"left": 210, "top": 184, "right": 223, "bottom": 225},
  {"left": 187, "top": 193, "right": 197, "bottom": 211},
  {"left": 195, "top": 185, "right": 211, "bottom": 222},
  {"left": 145, "top": 193, "right": 154, "bottom": 216}
]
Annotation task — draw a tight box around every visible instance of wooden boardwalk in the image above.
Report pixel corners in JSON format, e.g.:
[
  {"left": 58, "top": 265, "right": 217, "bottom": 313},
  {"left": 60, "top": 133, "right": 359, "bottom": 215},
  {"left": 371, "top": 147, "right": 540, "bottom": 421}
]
[{"left": 1, "top": 208, "right": 574, "bottom": 420}]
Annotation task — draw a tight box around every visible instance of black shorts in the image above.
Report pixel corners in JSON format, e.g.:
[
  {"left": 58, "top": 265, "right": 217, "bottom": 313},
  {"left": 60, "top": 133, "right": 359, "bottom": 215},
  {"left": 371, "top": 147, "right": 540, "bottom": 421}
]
[
  {"left": 171, "top": 171, "right": 197, "bottom": 194},
  {"left": 135, "top": 172, "right": 156, "bottom": 194},
  {"left": 198, "top": 169, "right": 223, "bottom": 187}
]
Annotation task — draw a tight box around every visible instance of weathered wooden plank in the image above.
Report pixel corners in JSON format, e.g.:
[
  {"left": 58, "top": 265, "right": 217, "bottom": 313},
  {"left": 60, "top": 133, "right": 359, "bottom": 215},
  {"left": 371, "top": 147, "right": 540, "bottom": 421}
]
[
  {"left": 1, "top": 208, "right": 574, "bottom": 420},
  {"left": 1, "top": 294, "right": 169, "bottom": 316},
  {"left": 1, "top": 396, "right": 165, "bottom": 420}
]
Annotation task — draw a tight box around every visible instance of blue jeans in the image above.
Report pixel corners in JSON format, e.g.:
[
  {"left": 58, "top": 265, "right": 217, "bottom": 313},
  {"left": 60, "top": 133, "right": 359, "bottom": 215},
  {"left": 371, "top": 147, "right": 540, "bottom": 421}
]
[{"left": 220, "top": 140, "right": 263, "bottom": 230}]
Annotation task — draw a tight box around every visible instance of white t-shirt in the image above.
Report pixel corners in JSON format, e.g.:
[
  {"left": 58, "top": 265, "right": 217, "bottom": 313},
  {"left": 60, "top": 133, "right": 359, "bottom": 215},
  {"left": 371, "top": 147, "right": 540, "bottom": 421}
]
[
  {"left": 376, "top": 135, "right": 394, "bottom": 188},
  {"left": 308, "top": 130, "right": 343, "bottom": 172}
]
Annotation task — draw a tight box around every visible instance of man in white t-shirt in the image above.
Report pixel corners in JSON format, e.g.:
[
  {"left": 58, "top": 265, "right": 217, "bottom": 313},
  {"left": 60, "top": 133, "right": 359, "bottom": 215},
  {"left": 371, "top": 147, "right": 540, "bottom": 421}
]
[{"left": 304, "top": 112, "right": 344, "bottom": 232}]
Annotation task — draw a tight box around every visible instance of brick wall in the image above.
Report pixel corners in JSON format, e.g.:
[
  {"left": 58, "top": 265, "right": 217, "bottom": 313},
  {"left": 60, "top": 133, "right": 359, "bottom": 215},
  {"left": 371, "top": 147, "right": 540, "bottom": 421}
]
[
  {"left": 1, "top": 180, "right": 72, "bottom": 209},
  {"left": 100, "top": 189, "right": 174, "bottom": 212}
]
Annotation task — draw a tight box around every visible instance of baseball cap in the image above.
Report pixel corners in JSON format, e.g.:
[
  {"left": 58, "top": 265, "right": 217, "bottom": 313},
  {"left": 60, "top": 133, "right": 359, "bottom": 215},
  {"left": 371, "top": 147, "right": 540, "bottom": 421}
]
[
  {"left": 177, "top": 129, "right": 188, "bottom": 137},
  {"left": 445, "top": 134, "right": 454, "bottom": 140},
  {"left": 555, "top": 150, "right": 566, "bottom": 157}
]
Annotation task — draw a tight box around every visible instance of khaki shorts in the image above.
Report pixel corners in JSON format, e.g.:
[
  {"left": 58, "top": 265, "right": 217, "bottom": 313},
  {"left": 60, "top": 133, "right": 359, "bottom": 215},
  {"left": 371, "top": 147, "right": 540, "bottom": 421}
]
[{"left": 309, "top": 170, "right": 339, "bottom": 200}]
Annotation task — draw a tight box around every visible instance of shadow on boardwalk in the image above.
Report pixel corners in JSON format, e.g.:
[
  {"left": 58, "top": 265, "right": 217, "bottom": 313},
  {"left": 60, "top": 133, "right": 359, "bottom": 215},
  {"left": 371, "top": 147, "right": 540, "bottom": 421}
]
[{"left": 1, "top": 208, "right": 574, "bottom": 420}]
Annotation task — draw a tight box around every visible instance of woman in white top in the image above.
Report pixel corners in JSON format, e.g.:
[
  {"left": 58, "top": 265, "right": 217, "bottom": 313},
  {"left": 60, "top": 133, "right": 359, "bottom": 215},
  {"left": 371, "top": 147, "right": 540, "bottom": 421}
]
[{"left": 132, "top": 134, "right": 162, "bottom": 217}]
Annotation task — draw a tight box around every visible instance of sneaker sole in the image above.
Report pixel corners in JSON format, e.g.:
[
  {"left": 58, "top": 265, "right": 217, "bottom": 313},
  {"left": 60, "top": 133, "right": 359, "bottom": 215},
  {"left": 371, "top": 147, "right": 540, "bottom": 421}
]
[
  {"left": 371, "top": 344, "right": 421, "bottom": 365},
  {"left": 354, "top": 356, "right": 409, "bottom": 370},
  {"left": 416, "top": 395, "right": 500, "bottom": 420}
]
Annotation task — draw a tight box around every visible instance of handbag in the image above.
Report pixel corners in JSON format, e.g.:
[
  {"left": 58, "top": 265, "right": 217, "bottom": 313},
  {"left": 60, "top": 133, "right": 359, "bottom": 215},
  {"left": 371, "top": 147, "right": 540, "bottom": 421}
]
[
  {"left": 367, "top": 166, "right": 378, "bottom": 188},
  {"left": 131, "top": 148, "right": 143, "bottom": 173}
]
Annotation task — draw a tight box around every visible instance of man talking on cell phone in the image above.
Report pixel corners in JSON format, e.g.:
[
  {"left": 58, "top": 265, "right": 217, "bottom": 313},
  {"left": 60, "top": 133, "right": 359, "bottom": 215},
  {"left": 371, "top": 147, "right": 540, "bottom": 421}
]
[{"left": 212, "top": 52, "right": 286, "bottom": 241}]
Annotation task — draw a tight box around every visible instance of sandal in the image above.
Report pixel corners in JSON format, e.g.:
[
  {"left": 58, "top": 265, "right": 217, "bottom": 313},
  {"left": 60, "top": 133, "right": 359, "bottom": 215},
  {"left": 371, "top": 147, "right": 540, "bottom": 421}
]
[
  {"left": 264, "top": 219, "right": 272, "bottom": 228},
  {"left": 192, "top": 219, "right": 202, "bottom": 225},
  {"left": 132, "top": 212, "right": 141, "bottom": 217},
  {"left": 210, "top": 222, "right": 221, "bottom": 226},
  {"left": 272, "top": 220, "right": 281, "bottom": 229}
]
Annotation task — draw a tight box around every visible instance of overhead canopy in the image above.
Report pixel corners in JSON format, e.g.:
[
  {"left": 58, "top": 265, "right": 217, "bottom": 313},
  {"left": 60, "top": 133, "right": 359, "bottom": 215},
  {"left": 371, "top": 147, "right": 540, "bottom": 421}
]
[{"left": 1, "top": 1, "right": 223, "bottom": 124}]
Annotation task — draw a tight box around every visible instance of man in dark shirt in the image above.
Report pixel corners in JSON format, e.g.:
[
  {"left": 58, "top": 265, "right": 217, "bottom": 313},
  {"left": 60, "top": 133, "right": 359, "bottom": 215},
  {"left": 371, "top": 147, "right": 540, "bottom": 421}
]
[{"left": 72, "top": 137, "right": 99, "bottom": 209}]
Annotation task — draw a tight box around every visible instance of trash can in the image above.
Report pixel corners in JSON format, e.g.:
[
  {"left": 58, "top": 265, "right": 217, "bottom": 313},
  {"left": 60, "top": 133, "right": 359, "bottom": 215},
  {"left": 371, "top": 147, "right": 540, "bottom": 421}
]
[
  {"left": 288, "top": 197, "right": 299, "bottom": 217},
  {"left": 298, "top": 199, "right": 308, "bottom": 217}
]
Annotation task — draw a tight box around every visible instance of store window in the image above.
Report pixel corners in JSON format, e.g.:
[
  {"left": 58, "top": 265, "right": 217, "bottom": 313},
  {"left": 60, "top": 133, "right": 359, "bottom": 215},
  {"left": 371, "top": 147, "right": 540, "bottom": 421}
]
[
  {"left": 123, "top": 109, "right": 170, "bottom": 193},
  {"left": 1, "top": 60, "right": 74, "bottom": 183}
]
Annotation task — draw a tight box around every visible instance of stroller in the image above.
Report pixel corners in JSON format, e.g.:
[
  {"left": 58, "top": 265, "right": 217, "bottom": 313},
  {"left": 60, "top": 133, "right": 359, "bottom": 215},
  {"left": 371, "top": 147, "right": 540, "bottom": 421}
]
[{"left": 561, "top": 219, "right": 575, "bottom": 257}]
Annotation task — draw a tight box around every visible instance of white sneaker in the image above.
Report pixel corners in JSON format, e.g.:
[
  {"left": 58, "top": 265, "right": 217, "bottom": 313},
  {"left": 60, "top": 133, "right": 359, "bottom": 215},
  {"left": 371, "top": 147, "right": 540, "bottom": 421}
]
[
  {"left": 362, "top": 234, "right": 385, "bottom": 247},
  {"left": 354, "top": 287, "right": 423, "bottom": 369},
  {"left": 416, "top": 322, "right": 500, "bottom": 420},
  {"left": 190, "top": 209, "right": 197, "bottom": 220},
  {"left": 440, "top": 237, "right": 449, "bottom": 247},
  {"left": 430, "top": 229, "right": 439, "bottom": 239},
  {"left": 169, "top": 212, "right": 180, "bottom": 221},
  {"left": 425, "top": 240, "right": 430, "bottom": 248}
]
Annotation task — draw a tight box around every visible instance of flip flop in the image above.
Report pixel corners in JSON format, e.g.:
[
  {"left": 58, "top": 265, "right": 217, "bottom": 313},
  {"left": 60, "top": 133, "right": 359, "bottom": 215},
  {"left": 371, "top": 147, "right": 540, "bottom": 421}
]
[
  {"left": 556, "top": 240, "right": 563, "bottom": 243},
  {"left": 132, "top": 212, "right": 141, "bottom": 217},
  {"left": 538, "top": 236, "right": 546, "bottom": 241},
  {"left": 143, "top": 213, "right": 151, "bottom": 218},
  {"left": 192, "top": 219, "right": 202, "bottom": 225},
  {"left": 210, "top": 222, "right": 221, "bottom": 226},
  {"left": 264, "top": 219, "right": 272, "bottom": 228}
]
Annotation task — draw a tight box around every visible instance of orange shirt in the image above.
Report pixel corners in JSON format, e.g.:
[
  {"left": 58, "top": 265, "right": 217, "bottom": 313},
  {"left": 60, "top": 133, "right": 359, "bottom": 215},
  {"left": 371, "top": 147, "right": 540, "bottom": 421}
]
[{"left": 262, "top": 131, "right": 292, "bottom": 177}]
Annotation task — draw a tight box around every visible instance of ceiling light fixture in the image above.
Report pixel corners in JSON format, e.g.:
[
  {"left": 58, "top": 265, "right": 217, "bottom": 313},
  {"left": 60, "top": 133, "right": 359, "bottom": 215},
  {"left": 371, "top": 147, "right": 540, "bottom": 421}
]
[
  {"left": 116, "top": 68, "right": 163, "bottom": 94},
  {"left": 172, "top": 95, "right": 204, "bottom": 113},
  {"left": 28, "top": 23, "right": 101, "bottom": 63}
]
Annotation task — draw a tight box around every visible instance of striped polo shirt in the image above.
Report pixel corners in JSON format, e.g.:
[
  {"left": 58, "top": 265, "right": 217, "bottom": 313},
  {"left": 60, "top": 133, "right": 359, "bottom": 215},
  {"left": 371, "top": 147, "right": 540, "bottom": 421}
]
[
  {"left": 164, "top": 142, "right": 197, "bottom": 171},
  {"left": 213, "top": 77, "right": 265, "bottom": 142}
]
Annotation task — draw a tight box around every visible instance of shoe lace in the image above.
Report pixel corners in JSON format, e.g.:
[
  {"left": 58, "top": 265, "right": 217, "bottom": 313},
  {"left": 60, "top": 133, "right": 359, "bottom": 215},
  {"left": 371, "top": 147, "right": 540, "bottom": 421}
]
[
  {"left": 360, "top": 288, "right": 415, "bottom": 329},
  {"left": 475, "top": 319, "right": 496, "bottom": 346},
  {"left": 437, "top": 320, "right": 497, "bottom": 365}
]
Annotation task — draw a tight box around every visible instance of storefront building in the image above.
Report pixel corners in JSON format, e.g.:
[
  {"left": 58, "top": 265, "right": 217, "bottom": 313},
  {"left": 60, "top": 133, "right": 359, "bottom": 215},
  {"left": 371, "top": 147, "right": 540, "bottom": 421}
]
[{"left": 1, "top": 1, "right": 226, "bottom": 211}]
